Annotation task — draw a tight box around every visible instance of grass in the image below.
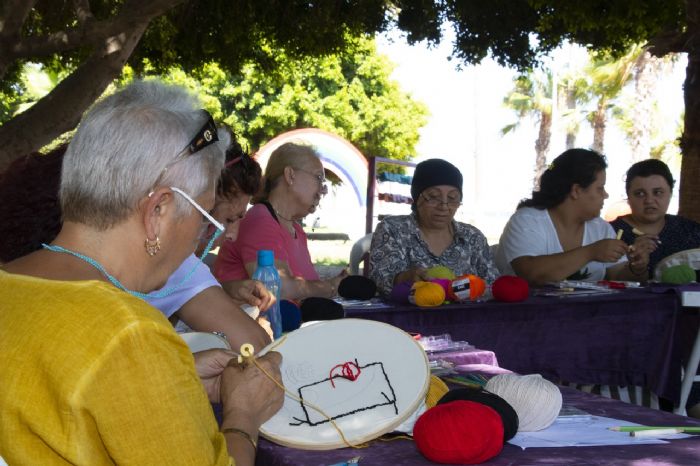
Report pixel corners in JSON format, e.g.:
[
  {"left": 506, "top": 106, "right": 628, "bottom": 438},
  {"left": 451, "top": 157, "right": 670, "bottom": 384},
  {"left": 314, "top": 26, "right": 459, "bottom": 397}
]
[{"left": 313, "top": 257, "right": 349, "bottom": 266}]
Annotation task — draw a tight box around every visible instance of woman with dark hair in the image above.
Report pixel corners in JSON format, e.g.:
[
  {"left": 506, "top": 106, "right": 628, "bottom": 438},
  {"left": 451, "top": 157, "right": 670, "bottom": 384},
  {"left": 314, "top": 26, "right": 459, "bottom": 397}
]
[
  {"left": 368, "top": 158, "right": 499, "bottom": 297},
  {"left": 610, "top": 159, "right": 700, "bottom": 277},
  {"left": 495, "top": 148, "right": 654, "bottom": 285}
]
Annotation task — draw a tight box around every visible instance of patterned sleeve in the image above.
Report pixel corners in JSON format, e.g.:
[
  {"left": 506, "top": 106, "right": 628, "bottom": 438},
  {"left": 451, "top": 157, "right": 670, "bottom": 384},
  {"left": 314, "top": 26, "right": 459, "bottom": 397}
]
[
  {"left": 471, "top": 228, "right": 500, "bottom": 283},
  {"left": 368, "top": 219, "right": 408, "bottom": 297}
]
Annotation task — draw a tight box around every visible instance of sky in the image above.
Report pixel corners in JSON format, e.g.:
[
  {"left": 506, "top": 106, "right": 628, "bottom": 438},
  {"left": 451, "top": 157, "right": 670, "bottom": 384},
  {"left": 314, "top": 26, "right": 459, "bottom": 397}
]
[{"left": 314, "top": 27, "right": 687, "bottom": 244}]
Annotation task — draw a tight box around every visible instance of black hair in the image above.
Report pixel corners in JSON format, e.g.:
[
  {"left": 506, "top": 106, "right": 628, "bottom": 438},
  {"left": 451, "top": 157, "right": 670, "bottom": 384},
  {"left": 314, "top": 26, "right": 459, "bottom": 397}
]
[
  {"left": 518, "top": 148, "right": 608, "bottom": 210},
  {"left": 217, "top": 133, "right": 262, "bottom": 200},
  {"left": 0, "top": 145, "right": 66, "bottom": 262},
  {"left": 624, "top": 159, "right": 675, "bottom": 192}
]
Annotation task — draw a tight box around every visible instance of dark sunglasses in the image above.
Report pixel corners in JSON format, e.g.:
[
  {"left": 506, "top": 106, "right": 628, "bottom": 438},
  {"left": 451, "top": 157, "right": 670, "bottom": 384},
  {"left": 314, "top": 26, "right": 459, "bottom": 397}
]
[
  {"left": 152, "top": 110, "right": 219, "bottom": 188},
  {"left": 173, "top": 110, "right": 219, "bottom": 162}
]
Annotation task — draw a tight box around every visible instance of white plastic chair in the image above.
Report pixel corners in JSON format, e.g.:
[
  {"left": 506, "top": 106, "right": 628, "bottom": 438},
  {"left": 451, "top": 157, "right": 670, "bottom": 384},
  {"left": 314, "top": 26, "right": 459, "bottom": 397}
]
[
  {"left": 655, "top": 249, "right": 700, "bottom": 415},
  {"left": 349, "top": 233, "right": 373, "bottom": 276}
]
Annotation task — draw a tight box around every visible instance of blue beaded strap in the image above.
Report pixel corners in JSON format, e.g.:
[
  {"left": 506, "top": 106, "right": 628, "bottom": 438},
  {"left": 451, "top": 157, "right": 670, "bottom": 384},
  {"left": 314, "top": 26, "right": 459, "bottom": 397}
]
[{"left": 41, "top": 229, "right": 222, "bottom": 300}]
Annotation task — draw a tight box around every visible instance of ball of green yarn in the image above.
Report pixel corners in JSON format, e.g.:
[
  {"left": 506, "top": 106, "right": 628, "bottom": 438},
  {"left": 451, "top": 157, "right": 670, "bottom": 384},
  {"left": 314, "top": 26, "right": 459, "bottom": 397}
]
[
  {"left": 660, "top": 264, "right": 696, "bottom": 285},
  {"left": 425, "top": 265, "right": 456, "bottom": 280}
]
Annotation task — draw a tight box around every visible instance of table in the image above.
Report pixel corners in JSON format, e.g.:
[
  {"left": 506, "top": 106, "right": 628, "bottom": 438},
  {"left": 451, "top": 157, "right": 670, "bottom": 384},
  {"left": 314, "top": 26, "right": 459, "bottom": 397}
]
[
  {"left": 256, "top": 385, "right": 700, "bottom": 466},
  {"left": 345, "top": 288, "right": 695, "bottom": 404}
]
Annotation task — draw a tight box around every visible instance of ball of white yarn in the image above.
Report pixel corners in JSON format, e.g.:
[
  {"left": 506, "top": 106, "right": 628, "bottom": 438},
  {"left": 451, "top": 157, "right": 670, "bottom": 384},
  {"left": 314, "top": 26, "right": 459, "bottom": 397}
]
[{"left": 485, "top": 373, "right": 562, "bottom": 431}]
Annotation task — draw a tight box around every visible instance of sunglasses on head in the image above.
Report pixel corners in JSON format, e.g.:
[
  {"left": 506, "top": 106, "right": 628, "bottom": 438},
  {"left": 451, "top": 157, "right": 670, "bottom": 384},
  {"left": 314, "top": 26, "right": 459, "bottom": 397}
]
[
  {"left": 152, "top": 110, "right": 219, "bottom": 188},
  {"left": 173, "top": 110, "right": 219, "bottom": 162}
]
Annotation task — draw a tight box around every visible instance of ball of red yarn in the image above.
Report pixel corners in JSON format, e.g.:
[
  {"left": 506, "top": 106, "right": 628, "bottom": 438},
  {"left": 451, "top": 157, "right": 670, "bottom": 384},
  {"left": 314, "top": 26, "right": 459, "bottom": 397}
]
[
  {"left": 413, "top": 400, "right": 504, "bottom": 464},
  {"left": 492, "top": 275, "right": 529, "bottom": 302}
]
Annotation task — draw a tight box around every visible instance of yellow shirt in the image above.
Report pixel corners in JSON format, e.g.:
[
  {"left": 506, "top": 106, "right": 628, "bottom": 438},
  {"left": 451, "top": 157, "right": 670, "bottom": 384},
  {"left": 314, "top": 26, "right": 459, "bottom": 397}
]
[{"left": 0, "top": 270, "right": 232, "bottom": 465}]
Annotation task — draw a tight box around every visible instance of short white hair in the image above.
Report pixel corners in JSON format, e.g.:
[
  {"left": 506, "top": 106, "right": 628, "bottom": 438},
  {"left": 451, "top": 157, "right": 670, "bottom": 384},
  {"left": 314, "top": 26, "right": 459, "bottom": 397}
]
[{"left": 60, "top": 80, "right": 229, "bottom": 229}]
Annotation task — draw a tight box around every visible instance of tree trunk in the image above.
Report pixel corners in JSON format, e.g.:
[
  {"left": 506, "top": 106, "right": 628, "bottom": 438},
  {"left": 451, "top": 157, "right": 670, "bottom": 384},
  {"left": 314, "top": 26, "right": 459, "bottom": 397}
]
[
  {"left": 629, "top": 51, "right": 664, "bottom": 162},
  {"left": 592, "top": 104, "right": 606, "bottom": 154},
  {"left": 680, "top": 54, "right": 700, "bottom": 222},
  {"left": 0, "top": 24, "right": 148, "bottom": 171},
  {"left": 533, "top": 111, "right": 552, "bottom": 190},
  {"left": 678, "top": 0, "right": 700, "bottom": 222}
]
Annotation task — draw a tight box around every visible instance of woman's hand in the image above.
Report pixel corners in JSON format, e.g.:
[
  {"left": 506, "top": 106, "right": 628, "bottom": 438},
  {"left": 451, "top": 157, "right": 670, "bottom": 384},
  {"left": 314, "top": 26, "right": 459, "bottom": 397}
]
[
  {"left": 393, "top": 267, "right": 429, "bottom": 285},
  {"left": 220, "top": 351, "right": 284, "bottom": 429},
  {"left": 626, "top": 235, "right": 658, "bottom": 273},
  {"left": 587, "top": 239, "right": 629, "bottom": 263},
  {"left": 327, "top": 268, "right": 348, "bottom": 297},
  {"left": 193, "top": 349, "right": 238, "bottom": 403},
  {"left": 228, "top": 279, "right": 275, "bottom": 312}
]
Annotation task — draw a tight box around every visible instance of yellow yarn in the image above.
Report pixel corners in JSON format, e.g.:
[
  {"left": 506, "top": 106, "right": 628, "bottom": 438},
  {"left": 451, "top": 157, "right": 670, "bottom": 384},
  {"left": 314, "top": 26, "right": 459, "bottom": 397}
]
[
  {"left": 425, "top": 375, "right": 449, "bottom": 408},
  {"left": 409, "top": 281, "right": 445, "bottom": 307}
]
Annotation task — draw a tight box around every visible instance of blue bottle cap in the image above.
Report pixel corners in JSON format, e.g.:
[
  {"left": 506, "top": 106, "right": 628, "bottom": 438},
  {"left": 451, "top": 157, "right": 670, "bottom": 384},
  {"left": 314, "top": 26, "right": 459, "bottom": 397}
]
[{"left": 257, "top": 250, "right": 274, "bottom": 266}]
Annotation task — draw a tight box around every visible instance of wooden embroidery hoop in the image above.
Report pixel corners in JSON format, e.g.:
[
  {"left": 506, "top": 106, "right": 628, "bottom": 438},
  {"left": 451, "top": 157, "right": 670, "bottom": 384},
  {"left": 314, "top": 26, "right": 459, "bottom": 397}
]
[{"left": 259, "top": 318, "right": 430, "bottom": 450}]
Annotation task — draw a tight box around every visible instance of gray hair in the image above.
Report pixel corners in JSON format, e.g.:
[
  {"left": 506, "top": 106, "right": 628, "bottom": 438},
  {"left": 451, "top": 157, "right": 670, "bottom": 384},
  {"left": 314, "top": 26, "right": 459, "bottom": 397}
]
[{"left": 60, "top": 80, "right": 229, "bottom": 229}]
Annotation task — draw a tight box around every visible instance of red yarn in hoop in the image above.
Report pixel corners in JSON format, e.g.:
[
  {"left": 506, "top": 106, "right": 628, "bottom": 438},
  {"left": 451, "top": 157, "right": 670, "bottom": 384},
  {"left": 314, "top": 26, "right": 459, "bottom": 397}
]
[{"left": 329, "top": 361, "right": 362, "bottom": 388}]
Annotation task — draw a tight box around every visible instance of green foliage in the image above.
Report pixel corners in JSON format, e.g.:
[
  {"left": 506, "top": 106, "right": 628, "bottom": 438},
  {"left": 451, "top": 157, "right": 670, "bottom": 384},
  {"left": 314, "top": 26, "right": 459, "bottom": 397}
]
[{"left": 140, "top": 36, "right": 428, "bottom": 162}]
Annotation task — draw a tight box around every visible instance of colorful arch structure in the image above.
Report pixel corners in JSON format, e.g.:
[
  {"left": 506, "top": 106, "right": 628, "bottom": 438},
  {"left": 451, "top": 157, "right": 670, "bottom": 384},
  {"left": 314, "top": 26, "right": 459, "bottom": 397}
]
[{"left": 255, "top": 128, "right": 368, "bottom": 207}]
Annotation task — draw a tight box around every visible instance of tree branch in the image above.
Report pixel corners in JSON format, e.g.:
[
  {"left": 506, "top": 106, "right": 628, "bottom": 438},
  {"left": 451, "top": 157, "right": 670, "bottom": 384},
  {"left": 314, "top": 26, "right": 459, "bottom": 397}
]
[
  {"left": 73, "top": 0, "right": 94, "bottom": 25},
  {"left": 0, "top": 0, "right": 37, "bottom": 37},
  {"left": 647, "top": 29, "right": 689, "bottom": 57},
  {"left": 2, "top": 0, "right": 183, "bottom": 67},
  {"left": 0, "top": 20, "right": 150, "bottom": 171}
]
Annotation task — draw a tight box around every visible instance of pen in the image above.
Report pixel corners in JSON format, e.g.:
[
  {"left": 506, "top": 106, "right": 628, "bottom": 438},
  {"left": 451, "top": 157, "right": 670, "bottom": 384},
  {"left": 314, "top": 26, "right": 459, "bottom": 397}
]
[
  {"left": 616, "top": 229, "right": 623, "bottom": 240},
  {"left": 609, "top": 426, "right": 700, "bottom": 433},
  {"left": 630, "top": 428, "right": 684, "bottom": 437}
]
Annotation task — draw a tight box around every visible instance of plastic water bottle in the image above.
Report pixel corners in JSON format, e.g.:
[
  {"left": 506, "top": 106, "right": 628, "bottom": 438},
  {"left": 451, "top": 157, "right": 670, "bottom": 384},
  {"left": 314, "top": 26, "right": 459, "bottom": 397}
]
[{"left": 252, "top": 250, "right": 283, "bottom": 339}]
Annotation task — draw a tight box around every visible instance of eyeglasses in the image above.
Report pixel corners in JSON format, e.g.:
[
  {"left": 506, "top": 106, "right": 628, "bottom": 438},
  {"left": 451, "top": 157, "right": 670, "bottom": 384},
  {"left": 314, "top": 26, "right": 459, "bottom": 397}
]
[
  {"left": 295, "top": 167, "right": 327, "bottom": 192},
  {"left": 170, "top": 186, "right": 225, "bottom": 233},
  {"left": 421, "top": 193, "right": 462, "bottom": 208}
]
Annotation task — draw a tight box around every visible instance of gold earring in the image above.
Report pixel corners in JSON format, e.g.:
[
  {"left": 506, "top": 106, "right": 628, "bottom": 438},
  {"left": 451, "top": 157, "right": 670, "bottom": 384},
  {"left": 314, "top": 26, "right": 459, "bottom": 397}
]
[{"left": 145, "top": 236, "right": 161, "bottom": 256}]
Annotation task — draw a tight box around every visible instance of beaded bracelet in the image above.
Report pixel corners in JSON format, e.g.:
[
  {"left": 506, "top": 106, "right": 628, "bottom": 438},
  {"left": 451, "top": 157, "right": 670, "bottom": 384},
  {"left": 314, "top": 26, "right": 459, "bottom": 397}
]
[{"left": 222, "top": 427, "right": 257, "bottom": 452}]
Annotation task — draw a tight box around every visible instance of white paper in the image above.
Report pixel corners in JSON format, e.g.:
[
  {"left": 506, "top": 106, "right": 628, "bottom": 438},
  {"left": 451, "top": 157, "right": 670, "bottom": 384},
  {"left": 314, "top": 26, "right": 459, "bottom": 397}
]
[{"left": 508, "top": 415, "right": 691, "bottom": 449}]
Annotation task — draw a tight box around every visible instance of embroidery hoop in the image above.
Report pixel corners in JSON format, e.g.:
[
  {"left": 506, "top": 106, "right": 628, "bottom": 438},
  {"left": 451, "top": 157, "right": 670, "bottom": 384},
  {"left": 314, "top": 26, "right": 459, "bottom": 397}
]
[{"left": 259, "top": 318, "right": 430, "bottom": 450}]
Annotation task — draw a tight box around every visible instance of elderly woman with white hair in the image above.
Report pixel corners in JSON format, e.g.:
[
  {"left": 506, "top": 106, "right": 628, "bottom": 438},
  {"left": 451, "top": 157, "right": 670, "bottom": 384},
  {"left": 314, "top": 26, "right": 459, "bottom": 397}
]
[{"left": 0, "top": 81, "right": 283, "bottom": 466}]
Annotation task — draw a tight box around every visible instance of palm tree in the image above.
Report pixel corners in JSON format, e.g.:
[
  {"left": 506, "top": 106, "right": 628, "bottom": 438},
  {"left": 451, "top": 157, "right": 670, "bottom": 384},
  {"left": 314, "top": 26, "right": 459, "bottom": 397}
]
[
  {"left": 612, "top": 51, "right": 679, "bottom": 163},
  {"left": 582, "top": 46, "right": 641, "bottom": 154},
  {"left": 502, "top": 69, "right": 554, "bottom": 189}
]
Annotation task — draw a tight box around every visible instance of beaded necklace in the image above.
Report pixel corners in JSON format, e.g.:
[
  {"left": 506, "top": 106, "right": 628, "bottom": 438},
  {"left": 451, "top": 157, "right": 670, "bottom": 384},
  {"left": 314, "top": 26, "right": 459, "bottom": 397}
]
[{"left": 41, "top": 229, "right": 222, "bottom": 300}]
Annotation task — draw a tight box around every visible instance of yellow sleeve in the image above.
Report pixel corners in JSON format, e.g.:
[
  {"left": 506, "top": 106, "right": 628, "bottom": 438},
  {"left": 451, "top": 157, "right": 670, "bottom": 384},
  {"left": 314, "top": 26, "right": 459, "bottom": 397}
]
[{"left": 78, "top": 320, "right": 233, "bottom": 465}]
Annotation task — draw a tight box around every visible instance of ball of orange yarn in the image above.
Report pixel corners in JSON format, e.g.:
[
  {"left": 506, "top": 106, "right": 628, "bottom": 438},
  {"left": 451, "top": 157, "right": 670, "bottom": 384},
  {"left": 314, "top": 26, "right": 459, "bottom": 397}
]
[
  {"left": 409, "top": 281, "right": 446, "bottom": 307},
  {"left": 447, "top": 274, "right": 486, "bottom": 302}
]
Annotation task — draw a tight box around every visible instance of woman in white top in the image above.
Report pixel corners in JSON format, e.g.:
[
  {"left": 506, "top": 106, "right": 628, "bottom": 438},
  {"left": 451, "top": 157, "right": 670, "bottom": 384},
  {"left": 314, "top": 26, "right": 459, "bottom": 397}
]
[{"left": 496, "top": 149, "right": 655, "bottom": 285}]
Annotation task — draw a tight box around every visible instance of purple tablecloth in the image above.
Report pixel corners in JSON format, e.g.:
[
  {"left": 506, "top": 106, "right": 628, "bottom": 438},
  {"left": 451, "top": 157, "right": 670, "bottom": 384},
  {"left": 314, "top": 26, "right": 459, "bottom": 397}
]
[
  {"left": 346, "top": 289, "right": 693, "bottom": 403},
  {"left": 256, "top": 386, "right": 700, "bottom": 466}
]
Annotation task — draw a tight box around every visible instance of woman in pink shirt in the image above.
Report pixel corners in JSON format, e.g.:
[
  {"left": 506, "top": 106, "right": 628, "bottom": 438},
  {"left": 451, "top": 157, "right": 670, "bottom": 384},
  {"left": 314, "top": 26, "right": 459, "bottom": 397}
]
[{"left": 215, "top": 142, "right": 346, "bottom": 300}]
